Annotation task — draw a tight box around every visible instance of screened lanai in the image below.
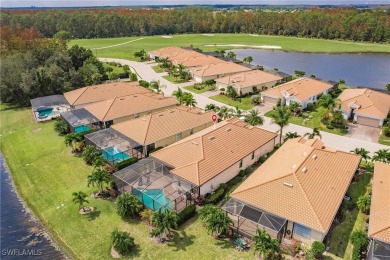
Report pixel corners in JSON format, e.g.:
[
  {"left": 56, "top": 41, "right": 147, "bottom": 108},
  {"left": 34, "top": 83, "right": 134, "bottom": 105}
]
[
  {"left": 85, "top": 128, "right": 143, "bottom": 164},
  {"left": 368, "top": 240, "right": 390, "bottom": 260},
  {"left": 222, "top": 198, "right": 287, "bottom": 241},
  {"left": 60, "top": 108, "right": 101, "bottom": 133},
  {"left": 114, "top": 158, "right": 197, "bottom": 212},
  {"left": 30, "top": 95, "right": 70, "bottom": 122}
]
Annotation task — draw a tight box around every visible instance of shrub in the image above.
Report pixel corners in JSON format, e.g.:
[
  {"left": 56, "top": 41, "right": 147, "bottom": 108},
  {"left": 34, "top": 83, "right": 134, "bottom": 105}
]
[
  {"left": 148, "top": 146, "right": 163, "bottom": 154},
  {"left": 138, "top": 80, "right": 149, "bottom": 87},
  {"left": 383, "top": 126, "right": 390, "bottom": 137},
  {"left": 177, "top": 204, "right": 196, "bottom": 226},
  {"left": 129, "top": 72, "right": 138, "bottom": 81},
  {"left": 139, "top": 209, "right": 153, "bottom": 224},
  {"left": 111, "top": 228, "right": 135, "bottom": 256},
  {"left": 194, "top": 85, "right": 205, "bottom": 90},
  {"left": 238, "top": 170, "right": 246, "bottom": 178},
  {"left": 226, "top": 175, "right": 243, "bottom": 187},
  {"left": 357, "top": 195, "right": 371, "bottom": 214},
  {"left": 116, "top": 193, "right": 143, "bottom": 219},
  {"left": 251, "top": 95, "right": 261, "bottom": 104},
  {"left": 54, "top": 118, "right": 70, "bottom": 135},
  {"left": 350, "top": 230, "right": 369, "bottom": 260},
  {"left": 116, "top": 157, "right": 139, "bottom": 170},
  {"left": 219, "top": 88, "right": 225, "bottom": 92},
  {"left": 204, "top": 79, "right": 216, "bottom": 86},
  {"left": 306, "top": 102, "right": 315, "bottom": 112},
  {"left": 205, "top": 185, "right": 226, "bottom": 204},
  {"left": 82, "top": 145, "right": 101, "bottom": 165},
  {"left": 310, "top": 241, "right": 325, "bottom": 258},
  {"left": 77, "top": 129, "right": 97, "bottom": 139}
]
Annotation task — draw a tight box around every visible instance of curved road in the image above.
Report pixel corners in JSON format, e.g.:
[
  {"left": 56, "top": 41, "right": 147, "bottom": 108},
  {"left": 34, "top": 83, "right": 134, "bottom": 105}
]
[{"left": 100, "top": 58, "right": 388, "bottom": 155}]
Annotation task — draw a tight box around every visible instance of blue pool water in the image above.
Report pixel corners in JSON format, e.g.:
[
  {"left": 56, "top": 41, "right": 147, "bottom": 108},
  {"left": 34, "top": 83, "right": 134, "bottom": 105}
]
[
  {"left": 37, "top": 107, "right": 53, "bottom": 118},
  {"left": 102, "top": 146, "right": 130, "bottom": 164},
  {"left": 134, "top": 189, "right": 171, "bottom": 211},
  {"left": 74, "top": 125, "right": 90, "bottom": 133}
]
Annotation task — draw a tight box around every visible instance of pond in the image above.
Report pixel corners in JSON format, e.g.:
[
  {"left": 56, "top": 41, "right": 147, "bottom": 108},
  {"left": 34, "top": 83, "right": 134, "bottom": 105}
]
[{"left": 233, "top": 49, "right": 390, "bottom": 90}]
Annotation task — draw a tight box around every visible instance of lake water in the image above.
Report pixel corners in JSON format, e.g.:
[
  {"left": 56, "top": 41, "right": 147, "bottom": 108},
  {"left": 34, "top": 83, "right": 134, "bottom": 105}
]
[
  {"left": 0, "top": 152, "right": 67, "bottom": 259},
  {"left": 233, "top": 49, "right": 390, "bottom": 90}
]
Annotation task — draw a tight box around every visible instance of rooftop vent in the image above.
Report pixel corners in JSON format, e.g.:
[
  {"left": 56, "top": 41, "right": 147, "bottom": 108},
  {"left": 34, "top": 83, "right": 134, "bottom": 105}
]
[
  {"left": 159, "top": 114, "right": 163, "bottom": 117},
  {"left": 192, "top": 141, "right": 198, "bottom": 146},
  {"left": 302, "top": 167, "right": 307, "bottom": 173},
  {"left": 170, "top": 111, "right": 175, "bottom": 113},
  {"left": 303, "top": 152, "right": 308, "bottom": 156},
  {"left": 226, "top": 128, "right": 232, "bottom": 132},
  {"left": 120, "top": 98, "right": 125, "bottom": 100},
  {"left": 291, "top": 164, "right": 297, "bottom": 169},
  {"left": 142, "top": 118, "right": 146, "bottom": 121},
  {"left": 208, "top": 136, "right": 215, "bottom": 140},
  {"left": 133, "top": 95, "right": 138, "bottom": 97},
  {"left": 312, "top": 154, "right": 317, "bottom": 159},
  {"left": 284, "top": 182, "right": 293, "bottom": 188}
]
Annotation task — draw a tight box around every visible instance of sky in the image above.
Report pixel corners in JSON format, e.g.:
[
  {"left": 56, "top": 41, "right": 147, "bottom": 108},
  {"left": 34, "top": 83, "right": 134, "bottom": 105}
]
[{"left": 1, "top": 0, "right": 389, "bottom": 8}]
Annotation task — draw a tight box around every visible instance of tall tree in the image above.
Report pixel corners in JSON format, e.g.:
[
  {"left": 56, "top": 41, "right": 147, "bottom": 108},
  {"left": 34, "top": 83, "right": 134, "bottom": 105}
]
[
  {"left": 149, "top": 80, "right": 167, "bottom": 96},
  {"left": 304, "top": 127, "right": 322, "bottom": 140},
  {"left": 182, "top": 92, "right": 197, "bottom": 107},
  {"left": 351, "top": 148, "right": 371, "bottom": 164},
  {"left": 72, "top": 191, "right": 89, "bottom": 212},
  {"left": 372, "top": 149, "right": 390, "bottom": 163},
  {"left": 253, "top": 229, "right": 280, "bottom": 259},
  {"left": 87, "top": 168, "right": 112, "bottom": 195},
  {"left": 270, "top": 105, "right": 291, "bottom": 145},
  {"left": 172, "top": 87, "right": 184, "bottom": 105},
  {"left": 244, "top": 109, "right": 264, "bottom": 126}
]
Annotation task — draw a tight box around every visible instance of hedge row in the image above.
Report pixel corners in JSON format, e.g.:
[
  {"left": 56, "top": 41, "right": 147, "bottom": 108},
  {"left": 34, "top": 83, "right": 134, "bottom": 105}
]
[
  {"left": 177, "top": 204, "right": 196, "bottom": 226},
  {"left": 116, "top": 157, "right": 139, "bottom": 170}
]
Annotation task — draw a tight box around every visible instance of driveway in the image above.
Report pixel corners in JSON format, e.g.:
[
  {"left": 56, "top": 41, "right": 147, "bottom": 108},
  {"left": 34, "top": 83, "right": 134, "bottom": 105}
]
[
  {"left": 346, "top": 123, "right": 381, "bottom": 143},
  {"left": 255, "top": 103, "right": 274, "bottom": 114}
]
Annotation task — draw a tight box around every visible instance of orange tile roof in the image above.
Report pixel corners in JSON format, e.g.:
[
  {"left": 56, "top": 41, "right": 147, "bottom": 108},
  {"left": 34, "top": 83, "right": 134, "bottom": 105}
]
[
  {"left": 232, "top": 137, "right": 361, "bottom": 233},
  {"left": 84, "top": 93, "right": 176, "bottom": 122},
  {"left": 165, "top": 50, "right": 205, "bottom": 62},
  {"left": 63, "top": 82, "right": 149, "bottom": 106},
  {"left": 339, "top": 88, "right": 390, "bottom": 118},
  {"left": 369, "top": 162, "right": 390, "bottom": 243},
  {"left": 216, "top": 70, "right": 283, "bottom": 89},
  {"left": 148, "top": 47, "right": 186, "bottom": 57},
  {"left": 191, "top": 62, "right": 252, "bottom": 77},
  {"left": 151, "top": 118, "right": 277, "bottom": 186},
  {"left": 111, "top": 106, "right": 214, "bottom": 145},
  {"left": 176, "top": 55, "right": 225, "bottom": 67},
  {"left": 261, "top": 77, "right": 334, "bottom": 102}
]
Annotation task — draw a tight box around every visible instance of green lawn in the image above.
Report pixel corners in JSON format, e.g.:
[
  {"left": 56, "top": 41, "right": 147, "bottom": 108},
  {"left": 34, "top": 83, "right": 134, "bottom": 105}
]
[
  {"left": 162, "top": 75, "right": 187, "bottom": 84},
  {"left": 184, "top": 85, "right": 211, "bottom": 94},
  {"left": 69, "top": 34, "right": 390, "bottom": 61},
  {"left": 0, "top": 105, "right": 255, "bottom": 259},
  {"left": 102, "top": 62, "right": 125, "bottom": 75},
  {"left": 378, "top": 134, "right": 390, "bottom": 146},
  {"left": 327, "top": 168, "right": 371, "bottom": 259},
  {"left": 209, "top": 95, "right": 254, "bottom": 110},
  {"left": 151, "top": 65, "right": 164, "bottom": 73},
  {"left": 265, "top": 106, "right": 348, "bottom": 136}
]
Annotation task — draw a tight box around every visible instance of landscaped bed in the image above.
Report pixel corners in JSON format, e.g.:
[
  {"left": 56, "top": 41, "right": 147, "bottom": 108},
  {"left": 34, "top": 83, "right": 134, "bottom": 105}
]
[
  {"left": 0, "top": 105, "right": 256, "bottom": 259},
  {"left": 209, "top": 95, "right": 254, "bottom": 110},
  {"left": 151, "top": 65, "right": 164, "bottom": 73},
  {"left": 162, "top": 75, "right": 187, "bottom": 84},
  {"left": 378, "top": 134, "right": 390, "bottom": 146},
  {"left": 184, "top": 85, "right": 213, "bottom": 94}
]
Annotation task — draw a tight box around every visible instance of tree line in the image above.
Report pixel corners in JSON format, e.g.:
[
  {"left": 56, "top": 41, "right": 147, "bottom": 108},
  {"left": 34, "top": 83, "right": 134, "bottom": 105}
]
[
  {"left": 1, "top": 7, "right": 389, "bottom": 42},
  {"left": 0, "top": 26, "right": 108, "bottom": 105}
]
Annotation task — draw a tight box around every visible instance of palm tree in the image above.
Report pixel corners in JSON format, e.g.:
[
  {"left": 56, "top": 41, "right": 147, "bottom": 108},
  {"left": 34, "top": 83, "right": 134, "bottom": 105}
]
[
  {"left": 199, "top": 205, "right": 220, "bottom": 223},
  {"left": 372, "top": 149, "right": 390, "bottom": 163},
  {"left": 218, "top": 106, "right": 233, "bottom": 120},
  {"left": 205, "top": 104, "right": 220, "bottom": 112},
  {"left": 172, "top": 87, "right": 184, "bottom": 104},
  {"left": 253, "top": 229, "right": 280, "bottom": 259},
  {"left": 351, "top": 148, "right": 371, "bottom": 164},
  {"left": 233, "top": 105, "right": 242, "bottom": 117},
  {"left": 82, "top": 145, "right": 101, "bottom": 165},
  {"left": 356, "top": 195, "right": 371, "bottom": 214},
  {"left": 158, "top": 57, "right": 170, "bottom": 69},
  {"left": 244, "top": 109, "right": 264, "bottom": 126},
  {"left": 203, "top": 209, "right": 232, "bottom": 238},
  {"left": 270, "top": 105, "right": 291, "bottom": 145},
  {"left": 151, "top": 209, "right": 178, "bottom": 238},
  {"left": 92, "top": 155, "right": 108, "bottom": 170},
  {"left": 149, "top": 80, "right": 167, "bottom": 96},
  {"left": 116, "top": 193, "right": 143, "bottom": 219},
  {"left": 216, "top": 49, "right": 226, "bottom": 58},
  {"left": 243, "top": 56, "right": 253, "bottom": 64},
  {"left": 226, "top": 51, "right": 237, "bottom": 59},
  {"left": 111, "top": 228, "right": 135, "bottom": 256},
  {"left": 183, "top": 92, "right": 197, "bottom": 107},
  {"left": 304, "top": 127, "right": 322, "bottom": 140},
  {"left": 289, "top": 102, "right": 302, "bottom": 117},
  {"left": 226, "top": 85, "right": 238, "bottom": 100},
  {"left": 53, "top": 118, "right": 69, "bottom": 135},
  {"left": 284, "top": 132, "right": 300, "bottom": 142},
  {"left": 64, "top": 133, "right": 83, "bottom": 152},
  {"left": 317, "top": 94, "right": 338, "bottom": 110},
  {"left": 72, "top": 191, "right": 89, "bottom": 212},
  {"left": 87, "top": 168, "right": 112, "bottom": 195}
]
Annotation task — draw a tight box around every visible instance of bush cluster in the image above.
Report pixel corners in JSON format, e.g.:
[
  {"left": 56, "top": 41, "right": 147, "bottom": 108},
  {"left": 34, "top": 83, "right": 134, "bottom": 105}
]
[
  {"left": 177, "top": 204, "right": 196, "bottom": 226},
  {"left": 116, "top": 157, "right": 139, "bottom": 171}
]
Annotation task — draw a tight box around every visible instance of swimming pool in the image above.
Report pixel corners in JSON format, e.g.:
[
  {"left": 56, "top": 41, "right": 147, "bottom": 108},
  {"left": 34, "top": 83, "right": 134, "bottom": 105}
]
[
  {"left": 102, "top": 146, "right": 130, "bottom": 164},
  {"left": 74, "top": 125, "right": 90, "bottom": 133},
  {"left": 134, "top": 189, "right": 171, "bottom": 211},
  {"left": 37, "top": 107, "right": 53, "bottom": 118}
]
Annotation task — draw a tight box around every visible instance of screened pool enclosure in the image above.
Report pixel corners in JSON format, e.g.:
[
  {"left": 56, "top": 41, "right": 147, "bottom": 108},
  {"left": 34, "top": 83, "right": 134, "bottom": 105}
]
[
  {"left": 114, "top": 158, "right": 197, "bottom": 212},
  {"left": 30, "top": 95, "right": 70, "bottom": 122},
  {"left": 222, "top": 198, "right": 287, "bottom": 241},
  {"left": 368, "top": 239, "right": 390, "bottom": 260},
  {"left": 61, "top": 108, "right": 101, "bottom": 133},
  {"left": 85, "top": 128, "right": 143, "bottom": 165}
]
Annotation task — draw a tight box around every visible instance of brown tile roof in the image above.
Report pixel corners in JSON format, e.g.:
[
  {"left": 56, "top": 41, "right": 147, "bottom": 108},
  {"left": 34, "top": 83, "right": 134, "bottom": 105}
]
[
  {"left": 151, "top": 118, "right": 277, "bottom": 186},
  {"left": 369, "top": 162, "right": 390, "bottom": 243},
  {"left": 84, "top": 93, "right": 176, "bottom": 122},
  {"left": 339, "top": 88, "right": 390, "bottom": 118},
  {"left": 232, "top": 137, "right": 361, "bottom": 233},
  {"left": 216, "top": 70, "right": 283, "bottom": 89},
  {"left": 191, "top": 62, "right": 252, "bottom": 77},
  {"left": 176, "top": 55, "right": 225, "bottom": 67},
  {"left": 261, "top": 77, "right": 334, "bottom": 102},
  {"left": 63, "top": 82, "right": 149, "bottom": 106},
  {"left": 111, "top": 106, "right": 214, "bottom": 145},
  {"left": 148, "top": 47, "right": 186, "bottom": 57},
  {"left": 166, "top": 50, "right": 205, "bottom": 62}
]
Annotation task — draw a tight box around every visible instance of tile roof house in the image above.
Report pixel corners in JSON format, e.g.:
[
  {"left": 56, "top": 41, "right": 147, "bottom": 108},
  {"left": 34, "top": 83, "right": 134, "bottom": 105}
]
[
  {"left": 190, "top": 62, "right": 252, "bottom": 83},
  {"left": 150, "top": 117, "right": 277, "bottom": 195},
  {"left": 338, "top": 88, "right": 390, "bottom": 127},
  {"left": 174, "top": 55, "right": 225, "bottom": 68},
  {"left": 367, "top": 162, "right": 390, "bottom": 260},
  {"left": 63, "top": 82, "right": 149, "bottom": 109},
  {"left": 147, "top": 47, "right": 186, "bottom": 59},
  {"left": 215, "top": 70, "right": 283, "bottom": 95},
  {"left": 224, "top": 137, "right": 361, "bottom": 243},
  {"left": 261, "top": 77, "right": 335, "bottom": 108},
  {"left": 111, "top": 106, "right": 214, "bottom": 156}
]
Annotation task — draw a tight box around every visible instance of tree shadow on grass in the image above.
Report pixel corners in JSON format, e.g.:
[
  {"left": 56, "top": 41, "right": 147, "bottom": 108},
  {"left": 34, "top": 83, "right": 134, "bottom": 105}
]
[
  {"left": 126, "top": 244, "right": 141, "bottom": 258},
  {"left": 215, "top": 238, "right": 235, "bottom": 250},
  {"left": 86, "top": 209, "right": 101, "bottom": 221},
  {"left": 167, "top": 230, "right": 196, "bottom": 251}
]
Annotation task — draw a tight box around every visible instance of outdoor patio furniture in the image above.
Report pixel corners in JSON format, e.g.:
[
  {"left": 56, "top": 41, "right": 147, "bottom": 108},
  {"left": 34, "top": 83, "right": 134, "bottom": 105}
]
[{"left": 234, "top": 237, "right": 249, "bottom": 251}]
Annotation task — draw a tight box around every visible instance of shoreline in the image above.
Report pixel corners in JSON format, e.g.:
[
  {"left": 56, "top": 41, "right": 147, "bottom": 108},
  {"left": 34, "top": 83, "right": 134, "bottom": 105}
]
[{"left": 1, "top": 152, "right": 71, "bottom": 259}]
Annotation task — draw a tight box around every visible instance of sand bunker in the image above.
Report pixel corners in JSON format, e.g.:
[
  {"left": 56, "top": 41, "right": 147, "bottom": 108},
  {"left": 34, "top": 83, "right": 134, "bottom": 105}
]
[
  {"left": 202, "top": 34, "right": 215, "bottom": 36},
  {"left": 204, "top": 44, "right": 281, "bottom": 49},
  {"left": 161, "top": 36, "right": 173, "bottom": 38}
]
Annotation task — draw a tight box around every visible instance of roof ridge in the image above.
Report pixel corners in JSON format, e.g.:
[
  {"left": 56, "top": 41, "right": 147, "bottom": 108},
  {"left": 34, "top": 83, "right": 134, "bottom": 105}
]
[
  {"left": 72, "top": 86, "right": 89, "bottom": 105},
  {"left": 292, "top": 173, "right": 326, "bottom": 232},
  {"left": 370, "top": 226, "right": 390, "bottom": 238},
  {"left": 102, "top": 97, "right": 118, "bottom": 121},
  {"left": 142, "top": 114, "right": 153, "bottom": 145}
]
